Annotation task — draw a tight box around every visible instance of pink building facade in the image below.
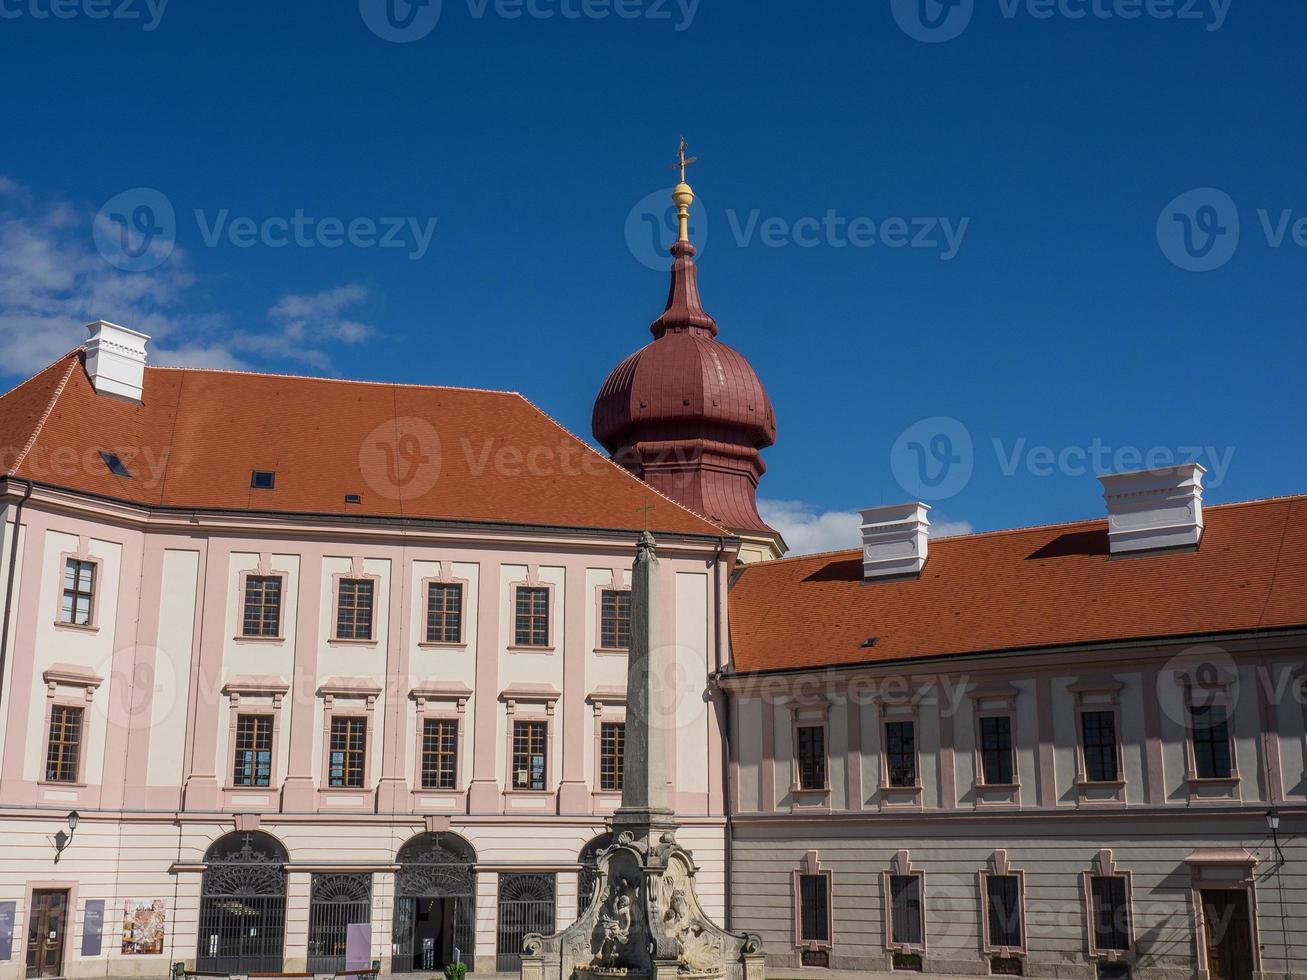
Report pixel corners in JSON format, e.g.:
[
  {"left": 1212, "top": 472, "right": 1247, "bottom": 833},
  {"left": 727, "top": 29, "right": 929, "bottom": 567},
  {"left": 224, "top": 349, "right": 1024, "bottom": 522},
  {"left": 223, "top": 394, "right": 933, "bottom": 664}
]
[{"left": 0, "top": 330, "right": 736, "bottom": 978}]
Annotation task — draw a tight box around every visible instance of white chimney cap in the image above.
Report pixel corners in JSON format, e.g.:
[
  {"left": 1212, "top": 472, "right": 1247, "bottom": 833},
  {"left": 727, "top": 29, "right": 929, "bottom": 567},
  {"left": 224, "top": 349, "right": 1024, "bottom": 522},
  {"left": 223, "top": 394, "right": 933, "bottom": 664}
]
[
  {"left": 860, "top": 502, "right": 931, "bottom": 581},
  {"left": 84, "top": 320, "right": 150, "bottom": 403},
  {"left": 1098, "top": 463, "right": 1205, "bottom": 555}
]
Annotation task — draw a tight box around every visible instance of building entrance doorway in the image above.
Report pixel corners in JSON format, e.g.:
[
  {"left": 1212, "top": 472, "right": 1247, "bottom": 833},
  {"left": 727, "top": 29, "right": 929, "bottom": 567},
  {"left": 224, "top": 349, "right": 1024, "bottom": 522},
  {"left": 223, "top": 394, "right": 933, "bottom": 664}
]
[
  {"left": 392, "top": 833, "right": 476, "bottom": 973},
  {"left": 1201, "top": 889, "right": 1254, "bottom": 980},
  {"left": 25, "top": 890, "right": 68, "bottom": 979},
  {"left": 394, "top": 897, "right": 463, "bottom": 972}
]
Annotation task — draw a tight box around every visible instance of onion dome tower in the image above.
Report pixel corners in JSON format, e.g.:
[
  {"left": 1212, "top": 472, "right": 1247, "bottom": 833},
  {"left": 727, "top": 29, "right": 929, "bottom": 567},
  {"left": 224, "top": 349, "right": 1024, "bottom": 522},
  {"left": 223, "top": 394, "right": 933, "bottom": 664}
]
[{"left": 594, "top": 144, "right": 784, "bottom": 561}]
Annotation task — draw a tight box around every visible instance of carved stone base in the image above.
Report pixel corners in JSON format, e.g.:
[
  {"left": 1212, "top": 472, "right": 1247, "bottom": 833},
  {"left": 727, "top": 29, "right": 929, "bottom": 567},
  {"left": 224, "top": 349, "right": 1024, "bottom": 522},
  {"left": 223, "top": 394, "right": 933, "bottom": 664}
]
[{"left": 522, "top": 828, "right": 762, "bottom": 980}]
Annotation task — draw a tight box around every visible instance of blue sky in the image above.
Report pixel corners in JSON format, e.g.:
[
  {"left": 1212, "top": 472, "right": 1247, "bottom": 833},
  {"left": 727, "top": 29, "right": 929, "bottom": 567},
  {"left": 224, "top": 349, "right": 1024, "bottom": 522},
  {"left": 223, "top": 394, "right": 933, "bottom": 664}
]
[{"left": 1, "top": 0, "right": 1302, "bottom": 552}]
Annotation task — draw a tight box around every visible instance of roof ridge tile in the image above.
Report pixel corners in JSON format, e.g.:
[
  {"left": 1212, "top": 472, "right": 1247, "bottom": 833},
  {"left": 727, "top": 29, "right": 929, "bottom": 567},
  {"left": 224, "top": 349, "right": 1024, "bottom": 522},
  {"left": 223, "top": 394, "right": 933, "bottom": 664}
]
[
  {"left": 9, "top": 353, "right": 80, "bottom": 477},
  {"left": 509, "top": 391, "right": 728, "bottom": 536},
  {"left": 148, "top": 363, "right": 520, "bottom": 397}
]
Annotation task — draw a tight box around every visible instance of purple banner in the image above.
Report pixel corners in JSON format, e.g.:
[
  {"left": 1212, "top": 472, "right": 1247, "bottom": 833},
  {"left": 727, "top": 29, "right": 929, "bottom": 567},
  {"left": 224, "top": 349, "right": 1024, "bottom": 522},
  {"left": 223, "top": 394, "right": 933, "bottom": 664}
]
[
  {"left": 345, "top": 922, "right": 372, "bottom": 972},
  {"left": 81, "top": 900, "right": 105, "bottom": 957},
  {"left": 0, "top": 901, "right": 14, "bottom": 961}
]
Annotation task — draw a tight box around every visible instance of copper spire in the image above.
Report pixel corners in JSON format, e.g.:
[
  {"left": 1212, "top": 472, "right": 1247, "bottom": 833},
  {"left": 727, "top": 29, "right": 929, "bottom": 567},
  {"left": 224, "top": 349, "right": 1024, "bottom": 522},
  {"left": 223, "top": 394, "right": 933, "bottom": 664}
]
[{"left": 650, "top": 141, "right": 718, "bottom": 337}]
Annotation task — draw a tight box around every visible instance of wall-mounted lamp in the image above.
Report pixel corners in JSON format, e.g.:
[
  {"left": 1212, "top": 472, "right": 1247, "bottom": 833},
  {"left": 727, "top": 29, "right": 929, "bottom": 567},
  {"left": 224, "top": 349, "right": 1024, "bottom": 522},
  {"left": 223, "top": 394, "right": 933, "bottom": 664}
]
[{"left": 52, "top": 810, "right": 79, "bottom": 863}]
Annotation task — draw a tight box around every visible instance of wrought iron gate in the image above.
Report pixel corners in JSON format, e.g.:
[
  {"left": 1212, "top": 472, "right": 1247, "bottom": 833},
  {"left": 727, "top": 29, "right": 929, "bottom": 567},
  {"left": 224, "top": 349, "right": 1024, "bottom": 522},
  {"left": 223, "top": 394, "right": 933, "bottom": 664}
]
[
  {"left": 392, "top": 833, "right": 477, "bottom": 973},
  {"left": 196, "top": 832, "right": 288, "bottom": 974},
  {"left": 496, "top": 873, "right": 556, "bottom": 973},
  {"left": 307, "top": 873, "right": 373, "bottom": 973}
]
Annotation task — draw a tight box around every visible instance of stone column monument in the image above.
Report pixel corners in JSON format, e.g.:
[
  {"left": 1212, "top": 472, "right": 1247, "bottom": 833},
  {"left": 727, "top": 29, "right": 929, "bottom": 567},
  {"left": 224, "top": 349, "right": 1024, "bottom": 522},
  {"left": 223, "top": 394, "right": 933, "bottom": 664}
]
[{"left": 520, "top": 532, "right": 764, "bottom": 980}]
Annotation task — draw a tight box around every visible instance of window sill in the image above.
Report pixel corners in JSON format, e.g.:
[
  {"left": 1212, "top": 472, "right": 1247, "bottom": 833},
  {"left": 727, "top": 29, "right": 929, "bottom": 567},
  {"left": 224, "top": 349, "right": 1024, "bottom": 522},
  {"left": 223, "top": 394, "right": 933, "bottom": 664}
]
[
  {"left": 322, "top": 785, "right": 372, "bottom": 793},
  {"left": 233, "top": 635, "right": 286, "bottom": 644},
  {"left": 886, "top": 942, "right": 926, "bottom": 955},
  {"left": 1075, "top": 777, "right": 1127, "bottom": 806},
  {"left": 38, "top": 779, "right": 86, "bottom": 789},
  {"left": 1185, "top": 774, "right": 1240, "bottom": 802},
  {"left": 417, "top": 640, "right": 467, "bottom": 649},
  {"left": 505, "top": 788, "right": 552, "bottom": 796},
  {"left": 594, "top": 647, "right": 629, "bottom": 656},
  {"left": 52, "top": 621, "right": 98, "bottom": 634},
  {"left": 1088, "top": 949, "right": 1135, "bottom": 964},
  {"left": 328, "top": 638, "right": 378, "bottom": 647},
  {"left": 791, "top": 786, "right": 831, "bottom": 812},
  {"left": 973, "top": 782, "right": 1021, "bottom": 808},
  {"left": 877, "top": 782, "right": 923, "bottom": 811},
  {"left": 507, "top": 645, "right": 555, "bottom": 654},
  {"left": 225, "top": 784, "right": 277, "bottom": 792}
]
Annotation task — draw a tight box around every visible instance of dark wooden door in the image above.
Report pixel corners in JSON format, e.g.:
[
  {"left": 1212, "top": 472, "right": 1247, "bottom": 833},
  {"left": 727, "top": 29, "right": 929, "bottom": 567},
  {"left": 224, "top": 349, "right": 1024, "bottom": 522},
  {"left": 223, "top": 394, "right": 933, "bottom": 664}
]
[
  {"left": 1202, "top": 889, "right": 1254, "bottom": 980},
  {"left": 25, "top": 891, "right": 68, "bottom": 979}
]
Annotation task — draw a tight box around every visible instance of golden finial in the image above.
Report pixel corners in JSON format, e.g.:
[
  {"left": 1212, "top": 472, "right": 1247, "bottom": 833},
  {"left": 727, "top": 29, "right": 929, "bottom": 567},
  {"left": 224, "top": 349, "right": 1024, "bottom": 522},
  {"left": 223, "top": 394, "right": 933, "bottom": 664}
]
[{"left": 669, "top": 136, "right": 698, "bottom": 243}]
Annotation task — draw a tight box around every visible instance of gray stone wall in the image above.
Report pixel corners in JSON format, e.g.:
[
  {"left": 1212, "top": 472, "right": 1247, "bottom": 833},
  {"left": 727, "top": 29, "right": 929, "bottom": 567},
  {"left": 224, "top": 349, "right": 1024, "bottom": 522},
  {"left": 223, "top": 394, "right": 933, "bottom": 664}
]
[{"left": 730, "top": 813, "right": 1305, "bottom": 979}]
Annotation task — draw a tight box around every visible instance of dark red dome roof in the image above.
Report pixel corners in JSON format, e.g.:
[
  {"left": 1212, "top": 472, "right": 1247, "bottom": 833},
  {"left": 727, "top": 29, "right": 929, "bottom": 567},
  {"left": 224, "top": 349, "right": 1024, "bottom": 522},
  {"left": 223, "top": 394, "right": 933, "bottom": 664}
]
[
  {"left": 592, "top": 240, "right": 778, "bottom": 535},
  {"left": 593, "top": 242, "right": 776, "bottom": 451}
]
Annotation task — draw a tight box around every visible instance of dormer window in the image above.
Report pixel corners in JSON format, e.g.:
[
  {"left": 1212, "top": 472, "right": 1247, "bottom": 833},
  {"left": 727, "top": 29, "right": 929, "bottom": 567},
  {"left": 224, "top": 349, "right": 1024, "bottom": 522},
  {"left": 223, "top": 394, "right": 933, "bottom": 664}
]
[
  {"left": 99, "top": 451, "right": 132, "bottom": 478},
  {"left": 251, "top": 470, "right": 276, "bottom": 490}
]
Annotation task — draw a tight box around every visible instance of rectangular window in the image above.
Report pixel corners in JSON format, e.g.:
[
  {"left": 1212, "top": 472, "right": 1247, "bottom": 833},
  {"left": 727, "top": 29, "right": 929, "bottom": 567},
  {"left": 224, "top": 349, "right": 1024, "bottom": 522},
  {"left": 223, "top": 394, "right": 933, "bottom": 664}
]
[
  {"left": 890, "top": 874, "right": 923, "bottom": 946},
  {"left": 44, "top": 705, "right": 82, "bottom": 783},
  {"left": 885, "top": 720, "right": 918, "bottom": 787},
  {"left": 1090, "top": 876, "right": 1131, "bottom": 952},
  {"left": 798, "top": 874, "right": 830, "bottom": 944},
  {"left": 425, "top": 582, "right": 463, "bottom": 643},
  {"left": 1190, "top": 705, "right": 1232, "bottom": 779},
  {"left": 232, "top": 714, "right": 273, "bottom": 787},
  {"left": 796, "top": 725, "right": 827, "bottom": 790},
  {"left": 1081, "top": 711, "right": 1119, "bottom": 782},
  {"left": 600, "top": 722, "right": 625, "bottom": 791},
  {"left": 60, "top": 558, "right": 96, "bottom": 626},
  {"left": 241, "top": 575, "right": 283, "bottom": 638},
  {"left": 980, "top": 716, "right": 1015, "bottom": 785},
  {"left": 512, "top": 720, "right": 547, "bottom": 790},
  {"left": 336, "top": 578, "right": 375, "bottom": 640},
  {"left": 985, "top": 875, "right": 1023, "bottom": 949},
  {"left": 514, "top": 586, "right": 550, "bottom": 647},
  {"left": 599, "top": 590, "right": 632, "bottom": 649},
  {"left": 420, "top": 718, "right": 458, "bottom": 789},
  {"left": 328, "top": 716, "right": 367, "bottom": 788}
]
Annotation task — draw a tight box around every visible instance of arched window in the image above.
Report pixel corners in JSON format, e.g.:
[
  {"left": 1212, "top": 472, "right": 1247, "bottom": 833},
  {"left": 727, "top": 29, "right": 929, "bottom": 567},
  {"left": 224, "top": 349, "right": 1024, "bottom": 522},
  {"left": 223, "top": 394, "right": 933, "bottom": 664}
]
[
  {"left": 197, "top": 831, "right": 288, "bottom": 974},
  {"left": 392, "top": 833, "right": 477, "bottom": 973},
  {"left": 578, "top": 833, "right": 612, "bottom": 911},
  {"left": 496, "top": 873, "right": 556, "bottom": 973},
  {"left": 307, "top": 873, "right": 373, "bottom": 973}
]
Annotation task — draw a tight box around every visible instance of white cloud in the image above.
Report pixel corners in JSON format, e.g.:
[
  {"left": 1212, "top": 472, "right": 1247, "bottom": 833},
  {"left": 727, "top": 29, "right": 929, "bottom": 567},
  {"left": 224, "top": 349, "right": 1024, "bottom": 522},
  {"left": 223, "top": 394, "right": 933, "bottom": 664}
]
[
  {"left": 0, "top": 178, "right": 373, "bottom": 379},
  {"left": 759, "top": 498, "right": 974, "bottom": 556}
]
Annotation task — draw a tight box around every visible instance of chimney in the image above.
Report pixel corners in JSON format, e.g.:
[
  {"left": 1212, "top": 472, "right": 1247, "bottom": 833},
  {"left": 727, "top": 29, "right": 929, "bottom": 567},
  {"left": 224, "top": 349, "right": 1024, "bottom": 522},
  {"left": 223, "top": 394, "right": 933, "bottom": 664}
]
[
  {"left": 860, "top": 502, "right": 931, "bottom": 581},
  {"left": 84, "top": 321, "right": 149, "bottom": 402},
  {"left": 1098, "top": 463, "right": 1205, "bottom": 556}
]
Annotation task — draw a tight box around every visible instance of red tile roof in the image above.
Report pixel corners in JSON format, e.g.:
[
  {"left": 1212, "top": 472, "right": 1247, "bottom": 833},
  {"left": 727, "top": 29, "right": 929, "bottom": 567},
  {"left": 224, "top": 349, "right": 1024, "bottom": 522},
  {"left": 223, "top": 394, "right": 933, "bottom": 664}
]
[
  {"left": 728, "top": 495, "right": 1307, "bottom": 673},
  {"left": 0, "top": 350, "right": 726, "bottom": 537}
]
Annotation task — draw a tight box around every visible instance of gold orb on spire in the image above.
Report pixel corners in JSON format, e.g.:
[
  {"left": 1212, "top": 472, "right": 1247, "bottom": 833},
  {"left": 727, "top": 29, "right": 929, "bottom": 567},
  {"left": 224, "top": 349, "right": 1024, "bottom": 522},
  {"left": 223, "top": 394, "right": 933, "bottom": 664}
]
[{"left": 669, "top": 136, "right": 699, "bottom": 243}]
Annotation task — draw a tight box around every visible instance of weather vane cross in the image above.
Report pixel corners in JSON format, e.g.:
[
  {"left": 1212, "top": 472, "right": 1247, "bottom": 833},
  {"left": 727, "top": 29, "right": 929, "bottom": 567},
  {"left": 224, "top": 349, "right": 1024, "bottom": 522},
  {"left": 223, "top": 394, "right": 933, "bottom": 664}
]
[
  {"left": 671, "top": 136, "right": 698, "bottom": 183},
  {"left": 638, "top": 497, "right": 655, "bottom": 530}
]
